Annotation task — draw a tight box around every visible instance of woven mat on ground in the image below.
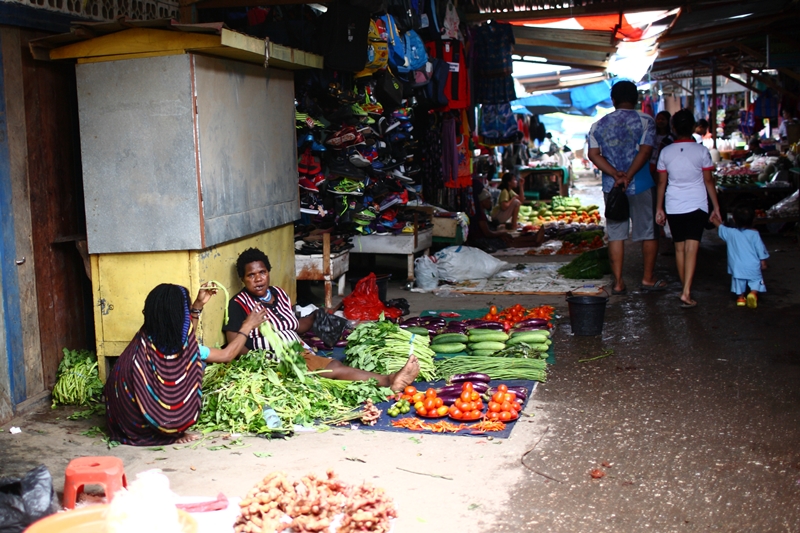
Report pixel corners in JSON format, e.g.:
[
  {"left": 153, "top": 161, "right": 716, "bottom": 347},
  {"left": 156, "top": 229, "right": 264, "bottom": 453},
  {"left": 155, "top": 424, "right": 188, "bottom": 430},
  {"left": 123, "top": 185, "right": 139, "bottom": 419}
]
[
  {"left": 363, "top": 380, "right": 537, "bottom": 439},
  {"left": 436, "top": 263, "right": 610, "bottom": 295}
]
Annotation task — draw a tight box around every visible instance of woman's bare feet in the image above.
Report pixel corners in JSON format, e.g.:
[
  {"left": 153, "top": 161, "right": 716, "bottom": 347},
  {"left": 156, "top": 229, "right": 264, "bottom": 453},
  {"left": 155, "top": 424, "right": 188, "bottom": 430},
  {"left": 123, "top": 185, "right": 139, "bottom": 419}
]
[
  {"left": 174, "top": 432, "right": 200, "bottom": 444},
  {"left": 389, "top": 355, "right": 420, "bottom": 392},
  {"left": 533, "top": 225, "right": 546, "bottom": 246}
]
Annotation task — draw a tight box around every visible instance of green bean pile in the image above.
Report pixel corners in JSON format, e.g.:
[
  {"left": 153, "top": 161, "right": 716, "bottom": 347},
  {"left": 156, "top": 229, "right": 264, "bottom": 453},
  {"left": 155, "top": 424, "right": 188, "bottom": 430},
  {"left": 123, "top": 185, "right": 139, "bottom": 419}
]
[
  {"left": 435, "top": 356, "right": 548, "bottom": 382},
  {"left": 344, "top": 320, "right": 437, "bottom": 381},
  {"left": 51, "top": 348, "right": 104, "bottom": 407}
]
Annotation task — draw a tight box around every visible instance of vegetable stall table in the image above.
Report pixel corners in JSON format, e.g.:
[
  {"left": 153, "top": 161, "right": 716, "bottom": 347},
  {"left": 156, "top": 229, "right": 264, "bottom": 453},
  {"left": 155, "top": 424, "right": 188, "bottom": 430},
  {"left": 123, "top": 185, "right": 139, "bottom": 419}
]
[
  {"left": 517, "top": 165, "right": 571, "bottom": 200},
  {"left": 349, "top": 227, "right": 433, "bottom": 282},
  {"left": 716, "top": 183, "right": 797, "bottom": 220}
]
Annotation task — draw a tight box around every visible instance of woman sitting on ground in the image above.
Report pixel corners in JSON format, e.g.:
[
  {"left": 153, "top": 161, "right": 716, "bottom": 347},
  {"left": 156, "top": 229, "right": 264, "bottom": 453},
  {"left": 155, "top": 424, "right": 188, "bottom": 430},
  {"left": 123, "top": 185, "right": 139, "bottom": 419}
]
[
  {"left": 491, "top": 173, "right": 522, "bottom": 230},
  {"left": 105, "top": 283, "right": 267, "bottom": 446},
  {"left": 222, "top": 247, "right": 419, "bottom": 391},
  {"left": 467, "top": 179, "right": 544, "bottom": 253}
]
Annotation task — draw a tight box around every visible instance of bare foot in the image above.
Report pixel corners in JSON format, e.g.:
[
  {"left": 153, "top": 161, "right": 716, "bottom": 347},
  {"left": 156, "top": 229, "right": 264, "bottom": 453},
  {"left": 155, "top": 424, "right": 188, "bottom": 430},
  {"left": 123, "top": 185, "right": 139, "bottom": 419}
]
[
  {"left": 389, "top": 355, "right": 420, "bottom": 393},
  {"left": 174, "top": 432, "right": 200, "bottom": 444},
  {"left": 533, "top": 225, "right": 545, "bottom": 246}
]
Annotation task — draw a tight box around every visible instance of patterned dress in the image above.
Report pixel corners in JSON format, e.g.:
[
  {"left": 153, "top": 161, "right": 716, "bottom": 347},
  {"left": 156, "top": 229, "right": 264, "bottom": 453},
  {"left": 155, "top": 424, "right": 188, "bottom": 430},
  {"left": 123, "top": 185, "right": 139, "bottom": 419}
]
[
  {"left": 223, "top": 287, "right": 302, "bottom": 359},
  {"left": 105, "top": 324, "right": 204, "bottom": 446}
]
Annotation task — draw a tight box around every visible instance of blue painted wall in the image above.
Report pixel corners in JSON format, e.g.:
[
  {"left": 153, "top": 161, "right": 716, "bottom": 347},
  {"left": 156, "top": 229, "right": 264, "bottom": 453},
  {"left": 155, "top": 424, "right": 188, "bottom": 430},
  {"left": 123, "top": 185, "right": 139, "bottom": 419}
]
[{"left": 0, "top": 32, "right": 27, "bottom": 405}]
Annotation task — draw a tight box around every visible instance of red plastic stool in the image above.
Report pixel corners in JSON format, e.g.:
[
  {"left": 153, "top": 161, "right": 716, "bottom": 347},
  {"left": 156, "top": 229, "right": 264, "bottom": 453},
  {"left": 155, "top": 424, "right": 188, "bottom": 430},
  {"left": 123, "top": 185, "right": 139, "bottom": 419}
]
[{"left": 62, "top": 456, "right": 127, "bottom": 509}]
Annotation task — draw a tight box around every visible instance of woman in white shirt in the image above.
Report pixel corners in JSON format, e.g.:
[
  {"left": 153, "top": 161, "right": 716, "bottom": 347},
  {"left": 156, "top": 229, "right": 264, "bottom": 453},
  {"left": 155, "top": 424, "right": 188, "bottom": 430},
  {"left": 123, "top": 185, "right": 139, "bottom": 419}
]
[{"left": 655, "top": 109, "right": 721, "bottom": 309}]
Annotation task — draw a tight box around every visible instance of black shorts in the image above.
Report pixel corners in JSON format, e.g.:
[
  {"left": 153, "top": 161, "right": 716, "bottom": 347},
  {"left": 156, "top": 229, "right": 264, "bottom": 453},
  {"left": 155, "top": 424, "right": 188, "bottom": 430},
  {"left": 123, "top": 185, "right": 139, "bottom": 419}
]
[{"left": 666, "top": 209, "right": 708, "bottom": 242}]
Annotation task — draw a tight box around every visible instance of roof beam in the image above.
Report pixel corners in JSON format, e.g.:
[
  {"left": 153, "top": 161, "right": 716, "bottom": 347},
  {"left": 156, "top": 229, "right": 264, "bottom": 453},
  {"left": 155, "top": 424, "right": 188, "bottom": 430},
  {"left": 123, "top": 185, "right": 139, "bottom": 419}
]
[
  {"left": 463, "top": 0, "right": 679, "bottom": 23},
  {"left": 734, "top": 42, "right": 800, "bottom": 84},
  {"left": 717, "top": 70, "right": 763, "bottom": 95},
  {"left": 658, "top": 14, "right": 784, "bottom": 45},
  {"left": 514, "top": 37, "right": 617, "bottom": 54}
]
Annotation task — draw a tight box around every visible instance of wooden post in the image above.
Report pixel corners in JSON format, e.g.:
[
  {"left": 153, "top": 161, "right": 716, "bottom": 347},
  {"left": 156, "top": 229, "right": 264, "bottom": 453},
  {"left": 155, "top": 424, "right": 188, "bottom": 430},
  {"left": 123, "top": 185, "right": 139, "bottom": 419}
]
[
  {"left": 711, "top": 61, "right": 717, "bottom": 148},
  {"left": 322, "top": 232, "right": 332, "bottom": 309}
]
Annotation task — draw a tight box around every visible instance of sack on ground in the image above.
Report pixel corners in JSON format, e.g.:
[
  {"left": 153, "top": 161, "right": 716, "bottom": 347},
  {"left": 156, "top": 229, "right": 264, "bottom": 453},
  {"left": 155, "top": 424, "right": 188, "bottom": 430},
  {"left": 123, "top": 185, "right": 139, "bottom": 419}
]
[
  {"left": 604, "top": 185, "right": 629, "bottom": 221},
  {"left": 414, "top": 255, "right": 440, "bottom": 289},
  {"left": 311, "top": 310, "right": 349, "bottom": 348},
  {"left": 434, "top": 246, "right": 510, "bottom": 282},
  {"left": 0, "top": 465, "right": 59, "bottom": 533}
]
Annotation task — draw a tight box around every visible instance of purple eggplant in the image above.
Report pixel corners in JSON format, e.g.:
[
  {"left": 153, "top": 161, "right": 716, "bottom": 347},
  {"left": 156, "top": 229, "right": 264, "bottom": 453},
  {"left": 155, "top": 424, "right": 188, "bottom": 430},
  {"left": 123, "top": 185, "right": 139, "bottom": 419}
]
[
  {"left": 334, "top": 339, "right": 348, "bottom": 348},
  {"left": 437, "top": 382, "right": 489, "bottom": 397},
  {"left": 401, "top": 317, "right": 424, "bottom": 327},
  {"left": 506, "top": 387, "right": 528, "bottom": 401},
  {"left": 449, "top": 373, "right": 491, "bottom": 384},
  {"left": 438, "top": 394, "right": 460, "bottom": 406},
  {"left": 513, "top": 318, "right": 549, "bottom": 328}
]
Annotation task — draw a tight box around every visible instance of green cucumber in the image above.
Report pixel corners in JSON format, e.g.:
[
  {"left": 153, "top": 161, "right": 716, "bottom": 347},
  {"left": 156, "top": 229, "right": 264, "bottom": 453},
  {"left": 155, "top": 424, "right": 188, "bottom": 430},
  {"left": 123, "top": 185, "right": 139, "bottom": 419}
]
[
  {"left": 510, "top": 329, "right": 550, "bottom": 338},
  {"left": 507, "top": 335, "right": 548, "bottom": 346},
  {"left": 430, "top": 342, "right": 467, "bottom": 354},
  {"left": 467, "top": 331, "right": 509, "bottom": 342},
  {"left": 508, "top": 331, "right": 550, "bottom": 343},
  {"left": 471, "top": 349, "right": 498, "bottom": 357},
  {"left": 404, "top": 326, "right": 430, "bottom": 336},
  {"left": 432, "top": 333, "right": 469, "bottom": 345},
  {"left": 468, "top": 341, "right": 506, "bottom": 351}
]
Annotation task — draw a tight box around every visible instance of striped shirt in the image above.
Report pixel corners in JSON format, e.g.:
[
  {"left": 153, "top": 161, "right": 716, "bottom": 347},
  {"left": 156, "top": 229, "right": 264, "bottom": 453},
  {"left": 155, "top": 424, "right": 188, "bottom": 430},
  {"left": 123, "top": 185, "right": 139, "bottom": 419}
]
[{"left": 224, "top": 287, "right": 301, "bottom": 359}]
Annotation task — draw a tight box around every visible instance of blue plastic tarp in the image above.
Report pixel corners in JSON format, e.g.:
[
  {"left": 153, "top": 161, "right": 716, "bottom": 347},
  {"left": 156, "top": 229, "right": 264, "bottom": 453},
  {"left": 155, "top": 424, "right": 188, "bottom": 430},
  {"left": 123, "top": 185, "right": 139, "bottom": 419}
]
[{"left": 513, "top": 80, "right": 613, "bottom": 117}]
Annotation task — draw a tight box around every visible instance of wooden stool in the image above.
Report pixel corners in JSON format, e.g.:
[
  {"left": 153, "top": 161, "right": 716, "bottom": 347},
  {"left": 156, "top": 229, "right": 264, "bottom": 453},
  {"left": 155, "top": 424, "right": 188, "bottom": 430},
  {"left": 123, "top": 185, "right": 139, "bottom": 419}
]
[{"left": 62, "top": 456, "right": 127, "bottom": 509}]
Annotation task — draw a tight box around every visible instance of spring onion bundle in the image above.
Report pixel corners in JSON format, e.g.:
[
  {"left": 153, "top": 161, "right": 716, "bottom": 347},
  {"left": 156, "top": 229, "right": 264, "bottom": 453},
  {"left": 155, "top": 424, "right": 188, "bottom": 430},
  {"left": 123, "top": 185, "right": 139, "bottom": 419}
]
[
  {"left": 344, "top": 320, "right": 437, "bottom": 381},
  {"left": 206, "top": 280, "right": 230, "bottom": 325},
  {"left": 435, "top": 356, "right": 547, "bottom": 382}
]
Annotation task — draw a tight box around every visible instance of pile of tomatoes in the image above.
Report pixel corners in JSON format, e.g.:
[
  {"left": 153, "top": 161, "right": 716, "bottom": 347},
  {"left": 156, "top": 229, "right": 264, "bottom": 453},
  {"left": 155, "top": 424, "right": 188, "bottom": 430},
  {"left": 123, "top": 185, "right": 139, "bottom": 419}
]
[
  {"left": 448, "top": 382, "right": 485, "bottom": 421},
  {"left": 482, "top": 304, "right": 555, "bottom": 329},
  {"left": 486, "top": 384, "right": 521, "bottom": 422},
  {"left": 402, "top": 386, "right": 449, "bottom": 418}
]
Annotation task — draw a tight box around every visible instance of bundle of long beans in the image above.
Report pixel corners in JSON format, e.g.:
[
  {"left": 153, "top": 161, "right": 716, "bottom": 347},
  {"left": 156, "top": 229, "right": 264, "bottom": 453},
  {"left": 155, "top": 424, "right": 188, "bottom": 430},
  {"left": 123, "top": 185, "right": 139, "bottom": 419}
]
[{"left": 435, "top": 356, "right": 547, "bottom": 382}]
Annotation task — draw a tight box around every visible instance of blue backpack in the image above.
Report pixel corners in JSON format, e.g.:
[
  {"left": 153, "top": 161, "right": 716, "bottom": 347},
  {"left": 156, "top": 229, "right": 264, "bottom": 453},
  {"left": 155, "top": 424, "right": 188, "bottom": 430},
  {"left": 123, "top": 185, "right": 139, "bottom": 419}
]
[
  {"left": 381, "top": 14, "right": 407, "bottom": 69},
  {"left": 399, "top": 29, "right": 428, "bottom": 73}
]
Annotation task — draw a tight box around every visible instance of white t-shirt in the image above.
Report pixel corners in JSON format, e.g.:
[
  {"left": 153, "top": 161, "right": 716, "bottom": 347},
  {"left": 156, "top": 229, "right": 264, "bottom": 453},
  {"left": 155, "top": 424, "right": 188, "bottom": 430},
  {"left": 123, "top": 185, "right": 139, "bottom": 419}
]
[{"left": 657, "top": 140, "right": 715, "bottom": 215}]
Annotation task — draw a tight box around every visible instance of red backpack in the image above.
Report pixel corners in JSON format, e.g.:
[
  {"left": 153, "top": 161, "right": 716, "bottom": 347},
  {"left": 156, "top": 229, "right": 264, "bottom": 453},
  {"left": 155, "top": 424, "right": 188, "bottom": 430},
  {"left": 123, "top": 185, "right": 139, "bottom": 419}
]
[{"left": 424, "top": 39, "right": 469, "bottom": 110}]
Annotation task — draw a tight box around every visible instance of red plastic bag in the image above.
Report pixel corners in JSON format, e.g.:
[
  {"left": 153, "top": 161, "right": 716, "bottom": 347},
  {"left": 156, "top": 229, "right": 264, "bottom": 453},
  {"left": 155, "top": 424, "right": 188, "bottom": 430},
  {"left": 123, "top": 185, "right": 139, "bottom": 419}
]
[{"left": 343, "top": 273, "right": 401, "bottom": 320}]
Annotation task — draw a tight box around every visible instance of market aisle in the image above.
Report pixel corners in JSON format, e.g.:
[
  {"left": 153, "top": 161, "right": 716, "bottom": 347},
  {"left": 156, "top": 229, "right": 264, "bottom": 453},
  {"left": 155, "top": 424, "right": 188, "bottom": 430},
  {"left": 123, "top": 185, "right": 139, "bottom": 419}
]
[{"left": 491, "top": 230, "right": 800, "bottom": 532}]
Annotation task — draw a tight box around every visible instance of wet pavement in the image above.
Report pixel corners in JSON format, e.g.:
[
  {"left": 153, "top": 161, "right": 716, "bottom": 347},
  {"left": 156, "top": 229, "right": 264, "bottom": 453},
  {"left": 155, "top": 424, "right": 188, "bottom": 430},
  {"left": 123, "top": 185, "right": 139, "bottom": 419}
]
[{"left": 1, "top": 175, "right": 799, "bottom": 532}]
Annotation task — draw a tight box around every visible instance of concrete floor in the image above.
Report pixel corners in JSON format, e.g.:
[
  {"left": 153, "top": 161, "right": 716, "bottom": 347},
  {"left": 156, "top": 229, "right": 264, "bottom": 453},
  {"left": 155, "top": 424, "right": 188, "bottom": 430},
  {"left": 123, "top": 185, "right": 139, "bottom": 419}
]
[{"left": 2, "top": 175, "right": 799, "bottom": 532}]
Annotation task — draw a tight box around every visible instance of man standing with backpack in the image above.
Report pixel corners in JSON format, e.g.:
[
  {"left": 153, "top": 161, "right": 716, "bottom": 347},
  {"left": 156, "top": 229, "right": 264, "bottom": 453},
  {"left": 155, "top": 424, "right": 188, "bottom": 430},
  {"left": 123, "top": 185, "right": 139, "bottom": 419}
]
[{"left": 588, "top": 80, "right": 665, "bottom": 295}]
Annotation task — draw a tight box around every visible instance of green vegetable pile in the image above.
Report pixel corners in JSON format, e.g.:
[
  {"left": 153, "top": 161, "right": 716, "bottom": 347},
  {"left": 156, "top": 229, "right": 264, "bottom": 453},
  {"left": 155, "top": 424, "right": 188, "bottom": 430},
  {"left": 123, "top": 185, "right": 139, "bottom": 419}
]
[
  {"left": 196, "top": 342, "right": 393, "bottom": 435},
  {"left": 434, "top": 356, "right": 547, "bottom": 382},
  {"left": 557, "top": 247, "right": 611, "bottom": 279},
  {"left": 344, "top": 320, "right": 437, "bottom": 381},
  {"left": 51, "top": 348, "right": 104, "bottom": 408},
  {"left": 561, "top": 230, "right": 604, "bottom": 245}
]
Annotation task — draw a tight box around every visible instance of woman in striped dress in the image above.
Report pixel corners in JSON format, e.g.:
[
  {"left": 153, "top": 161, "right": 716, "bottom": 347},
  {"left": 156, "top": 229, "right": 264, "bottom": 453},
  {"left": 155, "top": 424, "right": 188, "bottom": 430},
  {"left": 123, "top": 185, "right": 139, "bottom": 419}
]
[
  {"left": 223, "top": 248, "right": 420, "bottom": 391},
  {"left": 104, "top": 283, "right": 266, "bottom": 446}
]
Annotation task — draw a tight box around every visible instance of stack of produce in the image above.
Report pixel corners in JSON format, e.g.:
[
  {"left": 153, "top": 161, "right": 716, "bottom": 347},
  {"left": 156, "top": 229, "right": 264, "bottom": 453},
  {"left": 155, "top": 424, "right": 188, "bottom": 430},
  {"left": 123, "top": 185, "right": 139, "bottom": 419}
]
[
  {"left": 344, "top": 319, "right": 437, "bottom": 381},
  {"left": 519, "top": 197, "right": 601, "bottom": 226},
  {"left": 557, "top": 247, "right": 611, "bottom": 280},
  {"left": 435, "top": 356, "right": 547, "bottom": 382},
  {"left": 466, "top": 328, "right": 509, "bottom": 356},
  {"left": 51, "top": 348, "right": 104, "bottom": 408},
  {"left": 715, "top": 166, "right": 758, "bottom": 187}
]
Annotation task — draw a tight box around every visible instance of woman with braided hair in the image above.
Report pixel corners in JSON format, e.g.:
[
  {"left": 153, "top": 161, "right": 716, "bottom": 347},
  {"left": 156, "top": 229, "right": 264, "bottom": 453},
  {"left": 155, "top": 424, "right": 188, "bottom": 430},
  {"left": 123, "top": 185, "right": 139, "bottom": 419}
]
[{"left": 104, "top": 283, "right": 266, "bottom": 446}]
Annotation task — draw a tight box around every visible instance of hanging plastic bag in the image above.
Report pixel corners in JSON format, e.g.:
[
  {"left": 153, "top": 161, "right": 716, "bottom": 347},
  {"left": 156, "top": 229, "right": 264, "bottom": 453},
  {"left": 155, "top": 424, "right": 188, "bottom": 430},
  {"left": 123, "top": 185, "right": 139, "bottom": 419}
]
[
  {"left": 434, "top": 246, "right": 510, "bottom": 282},
  {"left": 342, "top": 273, "right": 402, "bottom": 321},
  {"left": 0, "top": 465, "right": 59, "bottom": 533},
  {"left": 604, "top": 185, "right": 630, "bottom": 221},
  {"left": 414, "top": 255, "right": 440, "bottom": 290}
]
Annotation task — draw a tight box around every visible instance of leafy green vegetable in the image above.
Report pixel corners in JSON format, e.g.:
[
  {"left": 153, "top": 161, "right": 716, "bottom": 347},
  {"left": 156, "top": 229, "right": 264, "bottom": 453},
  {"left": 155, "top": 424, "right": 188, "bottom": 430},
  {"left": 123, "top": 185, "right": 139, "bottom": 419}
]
[
  {"left": 52, "top": 348, "right": 104, "bottom": 408},
  {"left": 557, "top": 247, "right": 611, "bottom": 279},
  {"left": 344, "top": 320, "right": 437, "bottom": 381}
]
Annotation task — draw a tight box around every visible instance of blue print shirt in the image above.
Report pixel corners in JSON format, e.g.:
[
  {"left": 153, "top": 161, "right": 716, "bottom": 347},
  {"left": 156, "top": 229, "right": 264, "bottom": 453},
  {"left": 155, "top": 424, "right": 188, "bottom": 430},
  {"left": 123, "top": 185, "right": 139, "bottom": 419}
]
[{"left": 588, "top": 109, "right": 656, "bottom": 194}]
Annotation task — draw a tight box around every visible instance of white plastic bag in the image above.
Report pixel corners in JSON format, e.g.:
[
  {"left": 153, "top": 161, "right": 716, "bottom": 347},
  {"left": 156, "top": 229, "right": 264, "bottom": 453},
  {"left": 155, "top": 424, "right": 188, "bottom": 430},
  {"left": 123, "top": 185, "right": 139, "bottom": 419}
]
[
  {"left": 434, "top": 246, "right": 511, "bottom": 282},
  {"left": 414, "top": 256, "right": 440, "bottom": 290}
]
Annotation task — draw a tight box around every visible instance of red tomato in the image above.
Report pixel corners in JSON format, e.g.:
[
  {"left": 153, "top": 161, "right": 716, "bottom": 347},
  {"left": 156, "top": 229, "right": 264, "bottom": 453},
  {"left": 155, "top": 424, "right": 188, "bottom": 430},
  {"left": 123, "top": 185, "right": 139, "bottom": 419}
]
[
  {"left": 462, "top": 382, "right": 474, "bottom": 393},
  {"left": 434, "top": 398, "right": 443, "bottom": 408},
  {"left": 425, "top": 388, "right": 437, "bottom": 399},
  {"left": 505, "top": 391, "right": 517, "bottom": 401},
  {"left": 475, "top": 401, "right": 484, "bottom": 410},
  {"left": 489, "top": 402, "right": 501, "bottom": 413},
  {"left": 499, "top": 411, "right": 511, "bottom": 421},
  {"left": 503, "top": 393, "right": 515, "bottom": 404},
  {"left": 450, "top": 407, "right": 463, "bottom": 419},
  {"left": 492, "top": 392, "right": 505, "bottom": 404},
  {"left": 404, "top": 386, "right": 417, "bottom": 396},
  {"left": 412, "top": 392, "right": 425, "bottom": 403},
  {"left": 469, "top": 410, "right": 481, "bottom": 419},
  {"left": 488, "top": 412, "right": 500, "bottom": 421},
  {"left": 511, "top": 401, "right": 521, "bottom": 411},
  {"left": 417, "top": 407, "right": 428, "bottom": 416},
  {"left": 489, "top": 305, "right": 498, "bottom": 315},
  {"left": 461, "top": 391, "right": 472, "bottom": 402},
  {"left": 424, "top": 398, "right": 436, "bottom": 411},
  {"left": 470, "top": 391, "right": 480, "bottom": 402},
  {"left": 497, "top": 384, "right": 509, "bottom": 394},
  {"left": 501, "top": 401, "right": 513, "bottom": 412}
]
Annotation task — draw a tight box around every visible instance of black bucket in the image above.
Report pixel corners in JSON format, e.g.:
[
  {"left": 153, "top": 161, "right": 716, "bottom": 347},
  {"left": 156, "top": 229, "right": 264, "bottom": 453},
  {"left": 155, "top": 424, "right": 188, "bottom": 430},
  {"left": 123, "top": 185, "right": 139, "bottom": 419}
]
[{"left": 567, "top": 295, "right": 608, "bottom": 336}]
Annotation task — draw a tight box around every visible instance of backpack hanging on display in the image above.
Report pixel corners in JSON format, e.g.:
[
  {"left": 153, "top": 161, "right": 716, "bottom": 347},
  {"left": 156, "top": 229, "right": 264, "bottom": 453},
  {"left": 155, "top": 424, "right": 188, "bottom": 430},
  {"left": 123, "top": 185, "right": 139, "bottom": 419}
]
[
  {"left": 396, "top": 29, "right": 428, "bottom": 73},
  {"left": 415, "top": 56, "right": 449, "bottom": 108},
  {"left": 381, "top": 14, "right": 407, "bottom": 70},
  {"left": 319, "top": 4, "right": 371, "bottom": 72},
  {"left": 373, "top": 68, "right": 404, "bottom": 110},
  {"left": 387, "top": 0, "right": 421, "bottom": 32},
  {"left": 424, "top": 39, "right": 469, "bottom": 110},
  {"left": 356, "top": 19, "right": 390, "bottom": 77}
]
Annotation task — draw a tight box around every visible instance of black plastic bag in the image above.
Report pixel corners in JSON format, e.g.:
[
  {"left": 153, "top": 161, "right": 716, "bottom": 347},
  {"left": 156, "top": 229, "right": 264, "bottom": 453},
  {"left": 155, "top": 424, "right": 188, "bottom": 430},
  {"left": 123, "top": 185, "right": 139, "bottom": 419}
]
[
  {"left": 0, "top": 465, "right": 59, "bottom": 533},
  {"left": 312, "top": 311, "right": 349, "bottom": 348},
  {"left": 604, "top": 185, "right": 630, "bottom": 221},
  {"left": 385, "top": 298, "right": 410, "bottom": 316}
]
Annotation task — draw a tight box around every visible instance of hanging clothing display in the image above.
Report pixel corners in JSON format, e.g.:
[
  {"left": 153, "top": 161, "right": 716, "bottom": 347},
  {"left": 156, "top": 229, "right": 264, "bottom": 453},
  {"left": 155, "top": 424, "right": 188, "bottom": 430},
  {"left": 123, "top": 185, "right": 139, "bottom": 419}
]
[{"left": 471, "top": 22, "right": 516, "bottom": 104}]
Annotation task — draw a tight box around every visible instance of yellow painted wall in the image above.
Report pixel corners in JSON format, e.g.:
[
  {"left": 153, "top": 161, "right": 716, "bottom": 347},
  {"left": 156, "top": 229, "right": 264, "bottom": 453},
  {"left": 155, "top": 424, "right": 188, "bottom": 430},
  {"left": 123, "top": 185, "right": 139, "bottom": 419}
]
[{"left": 92, "top": 223, "right": 295, "bottom": 381}]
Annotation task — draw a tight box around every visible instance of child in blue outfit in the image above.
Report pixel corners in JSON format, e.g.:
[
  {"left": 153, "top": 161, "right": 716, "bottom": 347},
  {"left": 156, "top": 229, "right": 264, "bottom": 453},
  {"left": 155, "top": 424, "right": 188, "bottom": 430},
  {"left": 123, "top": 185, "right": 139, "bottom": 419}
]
[{"left": 711, "top": 205, "right": 769, "bottom": 308}]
